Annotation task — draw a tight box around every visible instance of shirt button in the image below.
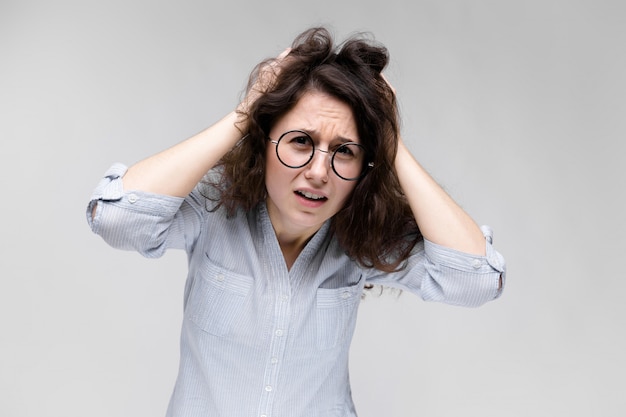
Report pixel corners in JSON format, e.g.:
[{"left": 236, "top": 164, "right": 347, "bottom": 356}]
[
  {"left": 275, "top": 329, "right": 283, "bottom": 337},
  {"left": 281, "top": 294, "right": 289, "bottom": 301},
  {"left": 471, "top": 259, "right": 482, "bottom": 269},
  {"left": 265, "top": 385, "right": 273, "bottom": 392},
  {"left": 271, "top": 357, "right": 278, "bottom": 364},
  {"left": 128, "top": 194, "right": 138, "bottom": 203},
  {"left": 341, "top": 291, "right": 351, "bottom": 299},
  {"left": 216, "top": 274, "right": 225, "bottom": 282}
]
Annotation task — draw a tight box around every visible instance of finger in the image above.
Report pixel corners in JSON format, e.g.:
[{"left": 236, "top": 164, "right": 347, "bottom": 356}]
[
  {"left": 380, "top": 73, "right": 396, "bottom": 94},
  {"left": 277, "top": 47, "right": 292, "bottom": 60}
]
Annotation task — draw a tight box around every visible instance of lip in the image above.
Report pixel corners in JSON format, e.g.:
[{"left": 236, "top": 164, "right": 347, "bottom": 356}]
[{"left": 294, "top": 188, "right": 328, "bottom": 208}]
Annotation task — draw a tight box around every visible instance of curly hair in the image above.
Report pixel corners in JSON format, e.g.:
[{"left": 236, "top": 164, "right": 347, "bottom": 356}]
[{"left": 207, "top": 27, "right": 421, "bottom": 272}]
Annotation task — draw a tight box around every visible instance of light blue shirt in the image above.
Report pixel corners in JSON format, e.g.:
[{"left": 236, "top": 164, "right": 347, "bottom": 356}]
[{"left": 87, "top": 163, "right": 506, "bottom": 417}]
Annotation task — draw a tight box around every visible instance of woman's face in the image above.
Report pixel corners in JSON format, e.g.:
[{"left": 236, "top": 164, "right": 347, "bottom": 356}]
[{"left": 265, "top": 90, "right": 360, "bottom": 240}]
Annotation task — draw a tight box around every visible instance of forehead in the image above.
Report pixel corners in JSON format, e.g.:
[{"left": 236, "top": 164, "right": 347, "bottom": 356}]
[{"left": 272, "top": 91, "right": 359, "bottom": 142}]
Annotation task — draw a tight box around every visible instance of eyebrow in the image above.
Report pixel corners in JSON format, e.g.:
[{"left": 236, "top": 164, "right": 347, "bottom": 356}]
[{"left": 298, "top": 128, "right": 358, "bottom": 144}]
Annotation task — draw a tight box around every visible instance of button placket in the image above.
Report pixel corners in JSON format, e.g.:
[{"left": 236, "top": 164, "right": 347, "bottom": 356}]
[{"left": 258, "top": 279, "right": 292, "bottom": 417}]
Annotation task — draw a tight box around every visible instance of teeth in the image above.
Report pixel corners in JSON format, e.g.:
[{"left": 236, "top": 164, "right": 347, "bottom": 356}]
[{"left": 299, "top": 190, "right": 325, "bottom": 200}]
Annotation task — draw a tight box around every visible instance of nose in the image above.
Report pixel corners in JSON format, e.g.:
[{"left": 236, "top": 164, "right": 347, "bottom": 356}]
[{"left": 304, "top": 148, "right": 330, "bottom": 182}]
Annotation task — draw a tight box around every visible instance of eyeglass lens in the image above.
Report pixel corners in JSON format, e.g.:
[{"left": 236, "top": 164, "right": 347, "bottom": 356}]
[{"left": 275, "top": 131, "right": 367, "bottom": 180}]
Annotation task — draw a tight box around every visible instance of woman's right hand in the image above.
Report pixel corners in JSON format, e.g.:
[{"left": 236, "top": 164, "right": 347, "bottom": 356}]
[{"left": 237, "top": 48, "right": 292, "bottom": 129}]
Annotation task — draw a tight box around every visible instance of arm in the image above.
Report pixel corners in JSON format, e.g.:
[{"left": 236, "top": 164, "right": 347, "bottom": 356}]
[
  {"left": 90, "top": 49, "right": 292, "bottom": 219},
  {"left": 121, "top": 49, "right": 292, "bottom": 196},
  {"left": 86, "top": 110, "right": 247, "bottom": 252},
  {"left": 367, "top": 141, "right": 505, "bottom": 303},
  {"left": 367, "top": 76, "right": 504, "bottom": 300},
  {"left": 89, "top": 110, "right": 242, "bottom": 221},
  {"left": 394, "top": 140, "right": 505, "bottom": 293},
  {"left": 395, "top": 138, "right": 486, "bottom": 256},
  {"left": 381, "top": 73, "right": 486, "bottom": 255},
  {"left": 122, "top": 110, "right": 243, "bottom": 197}
]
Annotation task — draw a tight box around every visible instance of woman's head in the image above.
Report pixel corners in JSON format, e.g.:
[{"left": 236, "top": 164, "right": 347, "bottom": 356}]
[
  {"left": 247, "top": 27, "right": 399, "bottom": 194},
  {"left": 213, "top": 27, "right": 420, "bottom": 270},
  {"left": 264, "top": 90, "right": 362, "bottom": 242}
]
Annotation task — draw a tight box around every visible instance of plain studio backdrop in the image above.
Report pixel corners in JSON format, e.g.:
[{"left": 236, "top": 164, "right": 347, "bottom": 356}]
[{"left": 1, "top": 0, "right": 624, "bottom": 416}]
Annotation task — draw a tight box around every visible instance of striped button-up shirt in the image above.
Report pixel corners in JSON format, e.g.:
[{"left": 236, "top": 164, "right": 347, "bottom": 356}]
[{"left": 87, "top": 163, "right": 506, "bottom": 417}]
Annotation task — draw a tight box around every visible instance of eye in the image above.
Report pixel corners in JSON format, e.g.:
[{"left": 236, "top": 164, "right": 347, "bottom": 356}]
[
  {"left": 282, "top": 131, "right": 313, "bottom": 149},
  {"left": 333, "top": 143, "right": 363, "bottom": 161},
  {"left": 335, "top": 145, "right": 355, "bottom": 156},
  {"left": 290, "top": 135, "right": 311, "bottom": 146}
]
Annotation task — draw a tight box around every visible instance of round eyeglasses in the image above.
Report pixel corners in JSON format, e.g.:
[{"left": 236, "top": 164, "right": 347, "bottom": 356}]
[{"left": 269, "top": 130, "right": 374, "bottom": 181}]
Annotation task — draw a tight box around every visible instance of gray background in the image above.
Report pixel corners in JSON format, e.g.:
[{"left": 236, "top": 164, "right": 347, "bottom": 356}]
[{"left": 2, "top": 0, "right": 624, "bottom": 416}]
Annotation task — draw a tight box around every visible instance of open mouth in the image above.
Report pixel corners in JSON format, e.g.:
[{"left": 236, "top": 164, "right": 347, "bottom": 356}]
[{"left": 295, "top": 190, "right": 327, "bottom": 201}]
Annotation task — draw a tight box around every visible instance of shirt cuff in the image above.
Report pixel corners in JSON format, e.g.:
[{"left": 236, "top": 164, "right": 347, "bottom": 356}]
[
  {"left": 89, "top": 162, "right": 128, "bottom": 202},
  {"left": 86, "top": 163, "right": 185, "bottom": 232},
  {"left": 423, "top": 225, "right": 506, "bottom": 275}
]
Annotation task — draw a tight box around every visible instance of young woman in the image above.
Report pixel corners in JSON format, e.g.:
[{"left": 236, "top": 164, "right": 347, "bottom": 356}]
[{"left": 87, "top": 27, "right": 505, "bottom": 417}]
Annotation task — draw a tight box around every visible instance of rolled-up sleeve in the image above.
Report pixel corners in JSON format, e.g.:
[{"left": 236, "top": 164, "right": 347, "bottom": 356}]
[
  {"left": 86, "top": 163, "right": 193, "bottom": 258},
  {"left": 365, "top": 225, "right": 506, "bottom": 307}
]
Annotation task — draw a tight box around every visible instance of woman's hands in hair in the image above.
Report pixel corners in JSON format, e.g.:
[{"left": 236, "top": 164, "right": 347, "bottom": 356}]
[{"left": 237, "top": 48, "right": 292, "bottom": 131}]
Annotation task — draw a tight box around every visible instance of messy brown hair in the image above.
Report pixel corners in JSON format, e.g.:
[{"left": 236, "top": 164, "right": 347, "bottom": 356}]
[{"left": 208, "top": 27, "right": 421, "bottom": 272}]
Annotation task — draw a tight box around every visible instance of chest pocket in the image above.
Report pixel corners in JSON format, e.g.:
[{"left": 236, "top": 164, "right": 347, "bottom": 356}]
[
  {"left": 316, "top": 280, "right": 362, "bottom": 350},
  {"left": 186, "top": 257, "right": 253, "bottom": 337}
]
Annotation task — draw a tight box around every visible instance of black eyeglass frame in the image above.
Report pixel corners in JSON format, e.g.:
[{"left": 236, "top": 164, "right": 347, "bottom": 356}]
[{"left": 268, "top": 130, "right": 375, "bottom": 181}]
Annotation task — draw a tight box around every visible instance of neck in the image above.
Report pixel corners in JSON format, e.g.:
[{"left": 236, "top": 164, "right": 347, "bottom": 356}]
[
  {"left": 274, "top": 230, "right": 316, "bottom": 271},
  {"left": 265, "top": 198, "right": 323, "bottom": 270}
]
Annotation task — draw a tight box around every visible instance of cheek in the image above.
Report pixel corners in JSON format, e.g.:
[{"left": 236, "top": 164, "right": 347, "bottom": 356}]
[{"left": 334, "top": 181, "right": 358, "bottom": 208}]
